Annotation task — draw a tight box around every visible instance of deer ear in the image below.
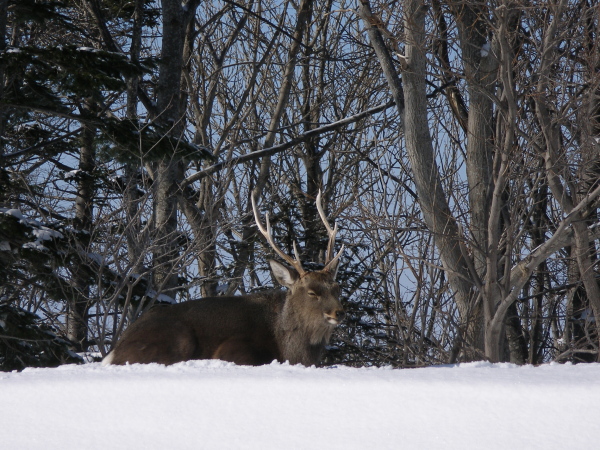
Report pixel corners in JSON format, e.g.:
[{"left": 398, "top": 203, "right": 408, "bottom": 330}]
[{"left": 269, "top": 260, "right": 299, "bottom": 288}]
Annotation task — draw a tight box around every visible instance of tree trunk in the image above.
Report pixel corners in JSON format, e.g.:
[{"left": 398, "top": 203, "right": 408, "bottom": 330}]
[
  {"left": 123, "top": 0, "right": 144, "bottom": 274},
  {"left": 532, "top": 0, "right": 600, "bottom": 360},
  {"left": 358, "top": 0, "right": 479, "bottom": 358},
  {"left": 0, "top": 0, "right": 8, "bottom": 142},
  {"left": 151, "top": 0, "right": 198, "bottom": 297},
  {"left": 448, "top": 0, "right": 496, "bottom": 277},
  {"left": 68, "top": 123, "right": 96, "bottom": 351}
]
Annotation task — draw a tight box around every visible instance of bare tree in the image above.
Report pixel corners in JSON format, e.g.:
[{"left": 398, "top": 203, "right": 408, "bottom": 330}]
[
  {"left": 3, "top": 0, "right": 600, "bottom": 369},
  {"left": 357, "top": 0, "right": 600, "bottom": 362}
]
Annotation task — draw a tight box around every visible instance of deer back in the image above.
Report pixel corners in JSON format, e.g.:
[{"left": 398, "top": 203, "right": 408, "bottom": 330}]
[{"left": 104, "top": 290, "right": 286, "bottom": 366}]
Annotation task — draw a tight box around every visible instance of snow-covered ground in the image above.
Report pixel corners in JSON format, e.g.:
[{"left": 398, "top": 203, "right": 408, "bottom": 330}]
[{"left": 1, "top": 361, "right": 599, "bottom": 449}]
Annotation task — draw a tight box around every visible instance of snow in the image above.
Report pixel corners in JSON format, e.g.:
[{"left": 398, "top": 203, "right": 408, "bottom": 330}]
[
  {"left": 2, "top": 207, "right": 45, "bottom": 229},
  {"left": 1, "top": 208, "right": 25, "bottom": 220},
  {"left": 481, "top": 41, "right": 491, "bottom": 57},
  {"left": 1, "top": 361, "right": 599, "bottom": 449},
  {"left": 22, "top": 241, "right": 48, "bottom": 251},
  {"left": 145, "top": 289, "right": 177, "bottom": 304},
  {"left": 85, "top": 252, "right": 103, "bottom": 264},
  {"left": 1, "top": 208, "right": 65, "bottom": 252},
  {"left": 64, "top": 169, "right": 81, "bottom": 179},
  {"left": 33, "top": 227, "right": 64, "bottom": 241}
]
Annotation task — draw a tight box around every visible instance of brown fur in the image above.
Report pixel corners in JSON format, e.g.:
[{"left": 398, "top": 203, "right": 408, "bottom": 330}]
[{"left": 103, "top": 261, "right": 344, "bottom": 367}]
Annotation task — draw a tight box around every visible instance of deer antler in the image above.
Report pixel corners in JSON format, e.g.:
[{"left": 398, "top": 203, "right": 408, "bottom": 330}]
[
  {"left": 316, "top": 190, "right": 344, "bottom": 272},
  {"left": 251, "top": 194, "right": 306, "bottom": 276}
]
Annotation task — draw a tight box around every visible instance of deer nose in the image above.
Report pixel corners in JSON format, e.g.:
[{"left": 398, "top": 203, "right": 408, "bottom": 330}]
[{"left": 325, "top": 310, "right": 345, "bottom": 325}]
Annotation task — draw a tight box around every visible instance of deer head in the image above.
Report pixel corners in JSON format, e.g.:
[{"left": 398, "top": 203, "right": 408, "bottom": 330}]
[{"left": 252, "top": 190, "right": 346, "bottom": 330}]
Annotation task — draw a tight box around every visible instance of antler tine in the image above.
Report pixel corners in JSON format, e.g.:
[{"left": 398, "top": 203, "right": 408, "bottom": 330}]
[
  {"left": 316, "top": 189, "right": 340, "bottom": 265},
  {"left": 251, "top": 194, "right": 306, "bottom": 276},
  {"left": 325, "top": 243, "right": 344, "bottom": 273}
]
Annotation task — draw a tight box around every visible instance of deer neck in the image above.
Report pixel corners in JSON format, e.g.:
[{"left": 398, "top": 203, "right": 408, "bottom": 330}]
[{"left": 275, "top": 294, "right": 335, "bottom": 366}]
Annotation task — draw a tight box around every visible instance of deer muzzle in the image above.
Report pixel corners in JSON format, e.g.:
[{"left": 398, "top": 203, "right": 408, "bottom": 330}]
[{"left": 324, "top": 309, "right": 345, "bottom": 325}]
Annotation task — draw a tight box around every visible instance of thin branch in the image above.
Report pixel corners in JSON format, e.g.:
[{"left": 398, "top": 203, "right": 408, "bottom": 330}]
[{"left": 180, "top": 100, "right": 395, "bottom": 187}]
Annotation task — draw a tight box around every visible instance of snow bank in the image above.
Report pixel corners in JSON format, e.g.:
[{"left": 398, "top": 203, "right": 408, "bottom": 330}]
[{"left": 1, "top": 361, "right": 599, "bottom": 449}]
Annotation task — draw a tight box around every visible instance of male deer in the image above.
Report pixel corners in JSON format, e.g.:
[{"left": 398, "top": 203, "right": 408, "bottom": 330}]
[{"left": 102, "top": 192, "right": 345, "bottom": 367}]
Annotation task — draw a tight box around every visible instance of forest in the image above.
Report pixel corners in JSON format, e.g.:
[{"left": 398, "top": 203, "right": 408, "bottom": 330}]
[{"left": 0, "top": 0, "right": 599, "bottom": 371}]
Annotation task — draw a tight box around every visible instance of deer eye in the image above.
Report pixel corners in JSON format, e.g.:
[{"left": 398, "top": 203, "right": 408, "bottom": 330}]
[{"left": 308, "top": 290, "right": 317, "bottom": 298}]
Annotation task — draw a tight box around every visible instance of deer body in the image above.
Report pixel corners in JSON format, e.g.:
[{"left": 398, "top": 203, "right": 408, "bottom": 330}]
[
  {"left": 103, "top": 192, "right": 345, "bottom": 367},
  {"left": 105, "top": 293, "right": 283, "bottom": 366},
  {"left": 104, "top": 264, "right": 343, "bottom": 366}
]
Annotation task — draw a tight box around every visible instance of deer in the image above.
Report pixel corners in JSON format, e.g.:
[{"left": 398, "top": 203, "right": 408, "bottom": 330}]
[{"left": 102, "top": 191, "right": 345, "bottom": 367}]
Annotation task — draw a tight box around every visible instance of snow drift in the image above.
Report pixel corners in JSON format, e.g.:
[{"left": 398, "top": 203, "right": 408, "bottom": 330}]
[{"left": 1, "top": 361, "right": 599, "bottom": 449}]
